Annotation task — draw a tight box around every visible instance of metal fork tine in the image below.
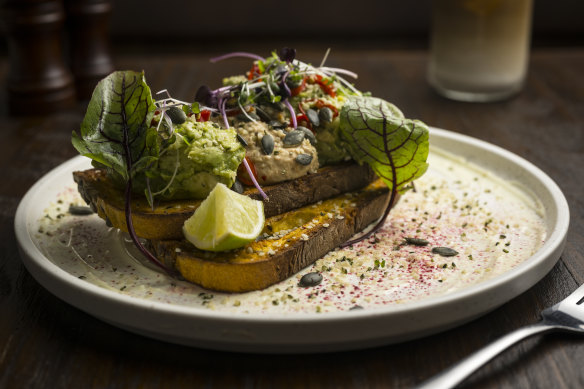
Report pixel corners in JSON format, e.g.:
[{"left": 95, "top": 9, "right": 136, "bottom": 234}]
[
  {"left": 562, "top": 283, "right": 584, "bottom": 305},
  {"left": 419, "top": 282, "right": 584, "bottom": 389}
]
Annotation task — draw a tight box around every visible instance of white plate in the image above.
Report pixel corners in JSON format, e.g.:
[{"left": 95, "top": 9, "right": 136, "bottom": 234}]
[{"left": 14, "top": 128, "right": 569, "bottom": 353}]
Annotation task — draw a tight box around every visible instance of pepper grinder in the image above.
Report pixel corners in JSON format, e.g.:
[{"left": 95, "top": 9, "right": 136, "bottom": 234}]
[
  {"left": 65, "top": 0, "right": 114, "bottom": 100},
  {"left": 1, "top": 0, "right": 76, "bottom": 115}
]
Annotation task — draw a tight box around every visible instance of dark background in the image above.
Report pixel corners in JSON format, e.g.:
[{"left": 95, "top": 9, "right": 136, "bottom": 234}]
[
  {"left": 2, "top": 0, "right": 584, "bottom": 53},
  {"left": 107, "top": 0, "right": 584, "bottom": 49},
  {"left": 1, "top": 1, "right": 584, "bottom": 388}
]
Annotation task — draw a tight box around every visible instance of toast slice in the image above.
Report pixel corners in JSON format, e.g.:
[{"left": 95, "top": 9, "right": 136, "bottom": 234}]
[
  {"left": 150, "top": 179, "right": 390, "bottom": 292},
  {"left": 73, "top": 163, "right": 377, "bottom": 240}
]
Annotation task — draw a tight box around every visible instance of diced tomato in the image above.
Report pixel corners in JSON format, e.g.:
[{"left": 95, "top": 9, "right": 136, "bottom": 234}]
[
  {"left": 290, "top": 77, "right": 307, "bottom": 96},
  {"left": 197, "top": 109, "right": 211, "bottom": 122},
  {"left": 247, "top": 63, "right": 262, "bottom": 80},
  {"left": 237, "top": 156, "right": 258, "bottom": 187}
]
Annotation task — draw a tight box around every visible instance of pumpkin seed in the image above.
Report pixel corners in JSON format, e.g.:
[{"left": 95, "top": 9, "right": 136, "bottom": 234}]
[
  {"left": 68, "top": 205, "right": 93, "bottom": 215},
  {"left": 270, "top": 101, "right": 286, "bottom": 111},
  {"left": 231, "top": 179, "right": 244, "bottom": 194},
  {"left": 255, "top": 107, "right": 272, "bottom": 122},
  {"left": 432, "top": 247, "right": 459, "bottom": 257},
  {"left": 298, "top": 272, "right": 322, "bottom": 287},
  {"left": 283, "top": 129, "right": 305, "bottom": 147},
  {"left": 405, "top": 237, "right": 429, "bottom": 246},
  {"left": 261, "top": 133, "right": 274, "bottom": 155},
  {"left": 306, "top": 108, "right": 320, "bottom": 127},
  {"left": 166, "top": 106, "right": 187, "bottom": 124},
  {"left": 236, "top": 112, "right": 260, "bottom": 122},
  {"left": 296, "top": 153, "right": 313, "bottom": 165},
  {"left": 296, "top": 126, "right": 316, "bottom": 145},
  {"left": 318, "top": 107, "right": 333, "bottom": 124},
  {"left": 349, "top": 305, "right": 364, "bottom": 310},
  {"left": 236, "top": 133, "right": 248, "bottom": 147},
  {"left": 269, "top": 120, "right": 287, "bottom": 130}
]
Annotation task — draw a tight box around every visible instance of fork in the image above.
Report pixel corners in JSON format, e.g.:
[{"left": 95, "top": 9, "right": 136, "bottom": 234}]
[{"left": 417, "top": 282, "right": 584, "bottom": 389}]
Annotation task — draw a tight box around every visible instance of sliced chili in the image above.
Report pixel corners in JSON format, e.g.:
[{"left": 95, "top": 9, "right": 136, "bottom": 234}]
[
  {"left": 290, "top": 77, "right": 307, "bottom": 96},
  {"left": 314, "top": 99, "right": 339, "bottom": 117},
  {"left": 314, "top": 75, "right": 336, "bottom": 97}
]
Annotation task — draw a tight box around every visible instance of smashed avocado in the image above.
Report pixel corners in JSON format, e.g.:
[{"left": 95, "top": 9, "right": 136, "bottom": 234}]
[
  {"left": 152, "top": 119, "right": 245, "bottom": 199},
  {"left": 106, "top": 117, "right": 245, "bottom": 200}
]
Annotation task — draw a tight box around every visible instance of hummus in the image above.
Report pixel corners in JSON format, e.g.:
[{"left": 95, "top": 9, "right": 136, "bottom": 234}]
[{"left": 235, "top": 121, "right": 319, "bottom": 185}]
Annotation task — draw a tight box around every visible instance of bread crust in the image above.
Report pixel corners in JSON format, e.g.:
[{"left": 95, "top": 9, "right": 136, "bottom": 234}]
[
  {"left": 151, "top": 180, "right": 390, "bottom": 292},
  {"left": 73, "top": 163, "right": 377, "bottom": 240}
]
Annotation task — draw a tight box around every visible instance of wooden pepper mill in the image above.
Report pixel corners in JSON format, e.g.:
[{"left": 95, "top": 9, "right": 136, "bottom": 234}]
[
  {"left": 65, "top": 0, "right": 114, "bottom": 101},
  {"left": 1, "top": 0, "right": 76, "bottom": 115}
]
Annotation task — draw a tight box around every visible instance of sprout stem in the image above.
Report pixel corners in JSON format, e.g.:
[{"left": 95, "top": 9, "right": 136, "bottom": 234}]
[
  {"left": 284, "top": 99, "right": 297, "bottom": 128},
  {"left": 210, "top": 52, "right": 265, "bottom": 63},
  {"left": 242, "top": 157, "right": 268, "bottom": 200}
]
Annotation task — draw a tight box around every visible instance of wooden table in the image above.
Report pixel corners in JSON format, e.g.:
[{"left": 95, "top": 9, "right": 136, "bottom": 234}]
[{"left": 1, "top": 46, "right": 583, "bottom": 388}]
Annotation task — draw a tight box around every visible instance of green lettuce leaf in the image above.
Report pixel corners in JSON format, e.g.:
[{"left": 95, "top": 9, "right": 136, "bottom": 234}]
[
  {"left": 72, "top": 70, "right": 157, "bottom": 181},
  {"left": 71, "top": 71, "right": 174, "bottom": 275},
  {"left": 339, "top": 96, "right": 429, "bottom": 193}
]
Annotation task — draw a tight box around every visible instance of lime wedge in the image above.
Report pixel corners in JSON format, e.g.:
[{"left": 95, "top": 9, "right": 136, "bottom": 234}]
[{"left": 183, "top": 183, "right": 264, "bottom": 251}]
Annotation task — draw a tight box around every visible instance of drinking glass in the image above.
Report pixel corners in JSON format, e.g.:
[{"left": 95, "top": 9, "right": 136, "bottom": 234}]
[{"left": 427, "top": 0, "right": 533, "bottom": 102}]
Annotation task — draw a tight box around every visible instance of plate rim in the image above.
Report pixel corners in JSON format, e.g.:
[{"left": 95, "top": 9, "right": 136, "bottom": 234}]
[{"left": 14, "top": 127, "right": 570, "bottom": 348}]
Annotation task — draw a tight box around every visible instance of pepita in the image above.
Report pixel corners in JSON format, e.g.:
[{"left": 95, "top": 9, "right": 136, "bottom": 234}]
[
  {"left": 236, "top": 112, "right": 260, "bottom": 122},
  {"left": 432, "top": 247, "right": 459, "bottom": 257},
  {"left": 283, "top": 129, "right": 305, "bottom": 147},
  {"left": 269, "top": 120, "right": 287, "bottom": 130},
  {"left": 318, "top": 107, "right": 334, "bottom": 124},
  {"left": 296, "top": 153, "right": 313, "bottom": 165},
  {"left": 68, "top": 205, "right": 93, "bottom": 215},
  {"left": 405, "top": 237, "right": 429, "bottom": 246},
  {"left": 261, "top": 133, "right": 275, "bottom": 155},
  {"left": 298, "top": 272, "right": 322, "bottom": 287},
  {"left": 236, "top": 133, "right": 248, "bottom": 147},
  {"left": 306, "top": 108, "right": 320, "bottom": 127},
  {"left": 166, "top": 106, "right": 187, "bottom": 124},
  {"left": 255, "top": 107, "right": 272, "bottom": 122},
  {"left": 296, "top": 126, "right": 316, "bottom": 145},
  {"left": 231, "top": 179, "right": 244, "bottom": 194}
]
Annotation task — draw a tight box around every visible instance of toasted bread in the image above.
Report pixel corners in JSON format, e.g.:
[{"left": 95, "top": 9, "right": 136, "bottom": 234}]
[
  {"left": 73, "top": 163, "right": 377, "bottom": 240},
  {"left": 150, "top": 179, "right": 390, "bottom": 292}
]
